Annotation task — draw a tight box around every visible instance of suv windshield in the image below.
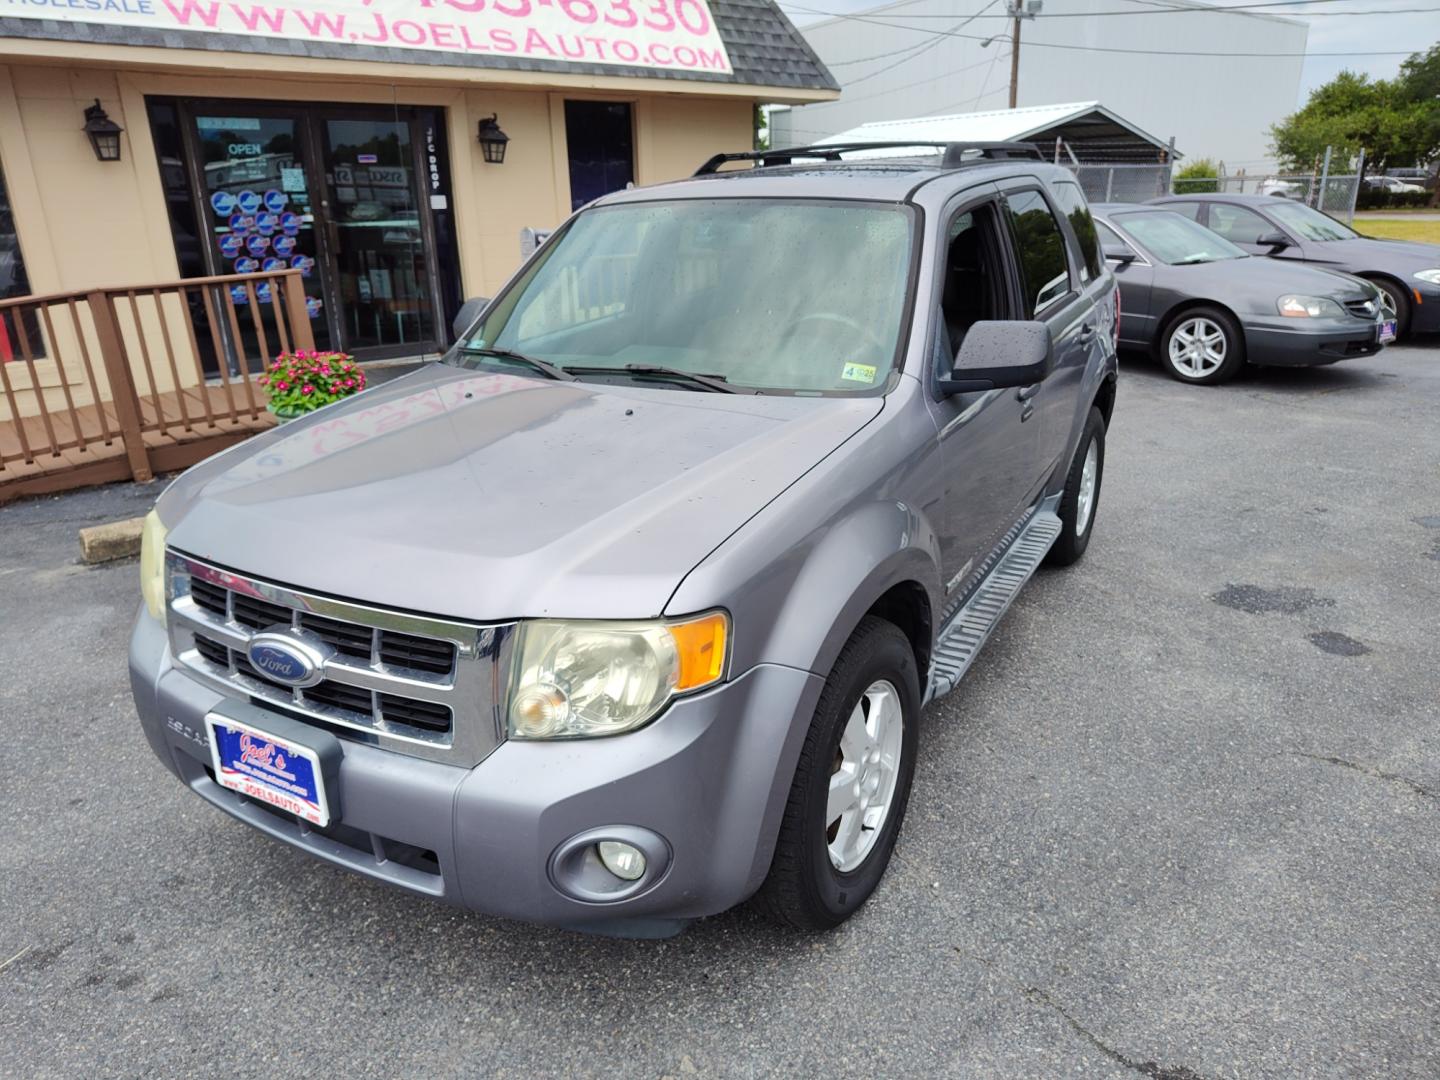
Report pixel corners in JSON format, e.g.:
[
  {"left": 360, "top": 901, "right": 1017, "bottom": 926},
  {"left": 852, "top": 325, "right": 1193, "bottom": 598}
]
[
  {"left": 1265, "top": 201, "right": 1357, "bottom": 242},
  {"left": 1113, "top": 211, "right": 1247, "bottom": 264},
  {"left": 457, "top": 198, "right": 915, "bottom": 394}
]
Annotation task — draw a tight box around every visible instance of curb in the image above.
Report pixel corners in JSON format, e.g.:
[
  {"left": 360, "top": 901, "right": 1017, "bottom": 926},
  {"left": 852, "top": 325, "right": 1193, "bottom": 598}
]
[{"left": 79, "top": 517, "right": 145, "bottom": 564}]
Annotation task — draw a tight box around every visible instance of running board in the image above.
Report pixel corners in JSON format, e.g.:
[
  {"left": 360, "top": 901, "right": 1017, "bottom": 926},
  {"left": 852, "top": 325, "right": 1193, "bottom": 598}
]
[{"left": 924, "top": 510, "right": 1063, "bottom": 704}]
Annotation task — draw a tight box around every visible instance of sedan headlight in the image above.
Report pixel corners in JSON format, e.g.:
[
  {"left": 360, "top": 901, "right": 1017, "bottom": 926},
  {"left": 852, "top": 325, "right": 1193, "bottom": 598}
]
[
  {"left": 1277, "top": 294, "right": 1346, "bottom": 319},
  {"left": 507, "top": 612, "right": 729, "bottom": 739},
  {"left": 139, "top": 509, "right": 168, "bottom": 624},
  {"left": 1414, "top": 269, "right": 1440, "bottom": 286}
]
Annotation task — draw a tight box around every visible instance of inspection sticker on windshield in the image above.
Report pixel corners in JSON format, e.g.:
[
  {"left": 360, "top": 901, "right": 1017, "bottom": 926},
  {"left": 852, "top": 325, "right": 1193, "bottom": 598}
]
[{"left": 841, "top": 362, "right": 878, "bottom": 384}]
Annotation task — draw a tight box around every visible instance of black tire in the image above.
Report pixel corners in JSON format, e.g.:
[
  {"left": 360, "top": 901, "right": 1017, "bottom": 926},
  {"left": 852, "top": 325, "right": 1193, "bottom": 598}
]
[
  {"left": 1371, "top": 277, "right": 1412, "bottom": 340},
  {"left": 1045, "top": 406, "right": 1106, "bottom": 568},
  {"left": 753, "top": 616, "right": 920, "bottom": 931},
  {"left": 1158, "top": 305, "right": 1245, "bottom": 385}
]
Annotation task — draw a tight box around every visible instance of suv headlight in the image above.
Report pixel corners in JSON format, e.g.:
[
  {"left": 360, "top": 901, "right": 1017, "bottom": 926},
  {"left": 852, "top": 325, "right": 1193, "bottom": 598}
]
[
  {"left": 1277, "top": 294, "right": 1345, "bottom": 319},
  {"left": 139, "top": 510, "right": 168, "bottom": 624},
  {"left": 507, "top": 612, "right": 728, "bottom": 739},
  {"left": 1414, "top": 269, "right": 1440, "bottom": 286}
]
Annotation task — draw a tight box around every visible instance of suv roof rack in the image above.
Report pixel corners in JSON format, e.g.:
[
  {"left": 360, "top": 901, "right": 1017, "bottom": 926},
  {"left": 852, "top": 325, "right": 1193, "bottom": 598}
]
[{"left": 693, "top": 141, "right": 1045, "bottom": 176}]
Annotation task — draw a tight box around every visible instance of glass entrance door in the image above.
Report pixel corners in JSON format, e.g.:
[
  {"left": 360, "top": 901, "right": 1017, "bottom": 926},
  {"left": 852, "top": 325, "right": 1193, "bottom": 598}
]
[
  {"left": 192, "top": 111, "right": 331, "bottom": 358},
  {"left": 160, "top": 99, "right": 456, "bottom": 363},
  {"left": 319, "top": 117, "right": 436, "bottom": 354}
]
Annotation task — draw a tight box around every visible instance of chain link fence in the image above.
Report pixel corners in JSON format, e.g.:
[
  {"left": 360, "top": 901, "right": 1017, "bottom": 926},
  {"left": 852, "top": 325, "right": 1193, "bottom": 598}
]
[
  {"left": 1188, "top": 174, "right": 1364, "bottom": 222},
  {"left": 1060, "top": 156, "right": 1363, "bottom": 223},
  {"left": 1068, "top": 164, "right": 1175, "bottom": 205}
]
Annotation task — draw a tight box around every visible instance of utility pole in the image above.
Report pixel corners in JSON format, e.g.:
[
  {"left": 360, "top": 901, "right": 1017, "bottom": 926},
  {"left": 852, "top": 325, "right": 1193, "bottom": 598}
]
[{"left": 1007, "top": 0, "right": 1041, "bottom": 109}]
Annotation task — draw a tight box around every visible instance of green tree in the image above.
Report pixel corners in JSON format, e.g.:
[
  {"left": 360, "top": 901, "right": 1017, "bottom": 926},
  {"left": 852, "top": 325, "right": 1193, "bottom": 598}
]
[
  {"left": 1173, "top": 157, "right": 1220, "bottom": 193},
  {"left": 1269, "top": 51, "right": 1440, "bottom": 176}
]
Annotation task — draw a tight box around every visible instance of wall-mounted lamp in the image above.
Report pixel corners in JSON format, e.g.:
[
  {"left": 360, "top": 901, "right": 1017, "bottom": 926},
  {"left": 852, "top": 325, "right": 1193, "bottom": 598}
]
[
  {"left": 477, "top": 114, "right": 510, "bottom": 165},
  {"left": 83, "top": 99, "right": 124, "bottom": 162}
]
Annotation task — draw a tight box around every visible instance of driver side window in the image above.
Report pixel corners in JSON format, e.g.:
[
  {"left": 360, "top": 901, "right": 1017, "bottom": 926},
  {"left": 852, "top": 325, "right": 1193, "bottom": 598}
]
[{"left": 936, "top": 200, "right": 1014, "bottom": 369}]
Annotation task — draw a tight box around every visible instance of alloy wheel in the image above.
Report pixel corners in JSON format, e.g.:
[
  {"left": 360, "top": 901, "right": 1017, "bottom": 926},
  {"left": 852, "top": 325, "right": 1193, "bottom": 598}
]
[
  {"left": 1168, "top": 316, "right": 1227, "bottom": 378},
  {"left": 1075, "top": 437, "right": 1099, "bottom": 537},
  {"left": 827, "top": 679, "right": 904, "bottom": 872}
]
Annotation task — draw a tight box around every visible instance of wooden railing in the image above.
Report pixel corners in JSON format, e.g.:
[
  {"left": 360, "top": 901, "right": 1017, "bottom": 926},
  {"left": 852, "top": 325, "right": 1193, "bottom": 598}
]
[{"left": 0, "top": 269, "right": 315, "bottom": 503}]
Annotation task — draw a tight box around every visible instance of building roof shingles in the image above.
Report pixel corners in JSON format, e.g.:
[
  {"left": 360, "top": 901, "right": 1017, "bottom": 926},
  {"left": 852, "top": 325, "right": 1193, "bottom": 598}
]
[{"left": 0, "top": 0, "right": 837, "bottom": 92}]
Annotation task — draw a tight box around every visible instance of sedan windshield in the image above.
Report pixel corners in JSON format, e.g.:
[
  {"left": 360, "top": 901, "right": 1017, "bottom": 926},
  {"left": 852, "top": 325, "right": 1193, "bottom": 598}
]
[
  {"left": 1265, "top": 201, "right": 1358, "bottom": 242},
  {"left": 1111, "top": 211, "right": 1247, "bottom": 265},
  {"left": 456, "top": 199, "right": 914, "bottom": 394}
]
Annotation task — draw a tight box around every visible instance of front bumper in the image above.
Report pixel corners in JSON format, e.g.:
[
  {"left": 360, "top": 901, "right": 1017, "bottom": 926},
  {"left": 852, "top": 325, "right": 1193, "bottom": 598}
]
[
  {"left": 1243, "top": 317, "right": 1386, "bottom": 367},
  {"left": 130, "top": 610, "right": 823, "bottom": 934}
]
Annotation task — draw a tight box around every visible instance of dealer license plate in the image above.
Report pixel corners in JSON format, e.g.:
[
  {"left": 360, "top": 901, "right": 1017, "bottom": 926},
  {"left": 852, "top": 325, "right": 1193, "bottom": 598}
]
[
  {"left": 1379, "top": 319, "right": 1397, "bottom": 344},
  {"left": 205, "top": 713, "right": 331, "bottom": 827}
]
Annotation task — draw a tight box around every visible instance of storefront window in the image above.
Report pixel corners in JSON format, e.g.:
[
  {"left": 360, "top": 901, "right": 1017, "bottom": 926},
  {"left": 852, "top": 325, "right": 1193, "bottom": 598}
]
[
  {"left": 0, "top": 163, "right": 37, "bottom": 362},
  {"left": 565, "top": 101, "right": 635, "bottom": 211}
]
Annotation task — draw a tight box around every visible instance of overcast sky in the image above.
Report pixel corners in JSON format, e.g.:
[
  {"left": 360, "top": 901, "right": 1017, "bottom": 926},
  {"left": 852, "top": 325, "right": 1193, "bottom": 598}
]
[{"left": 779, "top": 0, "right": 1439, "bottom": 107}]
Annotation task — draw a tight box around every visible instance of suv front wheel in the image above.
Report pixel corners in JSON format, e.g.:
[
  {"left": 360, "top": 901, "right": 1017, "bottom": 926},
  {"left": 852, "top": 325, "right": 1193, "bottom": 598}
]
[{"left": 754, "top": 616, "right": 919, "bottom": 930}]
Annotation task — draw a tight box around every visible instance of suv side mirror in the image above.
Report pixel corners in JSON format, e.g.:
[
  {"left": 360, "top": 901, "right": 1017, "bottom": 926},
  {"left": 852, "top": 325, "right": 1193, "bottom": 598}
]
[
  {"left": 939, "top": 321, "right": 1052, "bottom": 395},
  {"left": 452, "top": 296, "right": 491, "bottom": 341},
  {"left": 1257, "top": 231, "right": 1290, "bottom": 251},
  {"left": 1102, "top": 242, "right": 1136, "bottom": 264}
]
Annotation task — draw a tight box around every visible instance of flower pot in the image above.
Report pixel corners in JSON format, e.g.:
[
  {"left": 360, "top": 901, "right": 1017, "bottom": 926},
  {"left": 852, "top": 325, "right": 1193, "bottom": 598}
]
[{"left": 266, "top": 401, "right": 310, "bottom": 422}]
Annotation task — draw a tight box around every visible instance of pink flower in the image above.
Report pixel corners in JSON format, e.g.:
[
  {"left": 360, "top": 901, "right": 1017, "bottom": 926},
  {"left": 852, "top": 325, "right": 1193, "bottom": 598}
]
[
  {"left": 319, "top": 364, "right": 330, "bottom": 375},
  {"left": 301, "top": 384, "right": 314, "bottom": 395},
  {"left": 276, "top": 380, "right": 290, "bottom": 391}
]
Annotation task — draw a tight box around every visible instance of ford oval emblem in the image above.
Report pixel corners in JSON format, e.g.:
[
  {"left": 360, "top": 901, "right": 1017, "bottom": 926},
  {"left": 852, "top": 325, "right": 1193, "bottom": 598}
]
[{"left": 246, "top": 630, "right": 330, "bottom": 688}]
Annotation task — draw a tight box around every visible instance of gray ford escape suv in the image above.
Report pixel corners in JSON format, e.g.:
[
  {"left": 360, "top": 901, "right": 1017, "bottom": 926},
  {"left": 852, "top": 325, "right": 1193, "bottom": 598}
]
[{"left": 130, "top": 142, "right": 1119, "bottom": 936}]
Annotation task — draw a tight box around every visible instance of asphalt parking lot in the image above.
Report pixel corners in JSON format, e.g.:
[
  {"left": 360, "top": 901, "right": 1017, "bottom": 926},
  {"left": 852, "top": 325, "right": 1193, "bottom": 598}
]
[{"left": 3, "top": 342, "right": 1438, "bottom": 1079}]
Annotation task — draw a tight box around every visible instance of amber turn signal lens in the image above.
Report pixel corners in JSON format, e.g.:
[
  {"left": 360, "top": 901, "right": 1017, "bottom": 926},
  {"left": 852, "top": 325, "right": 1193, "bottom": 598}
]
[{"left": 668, "top": 611, "right": 728, "bottom": 692}]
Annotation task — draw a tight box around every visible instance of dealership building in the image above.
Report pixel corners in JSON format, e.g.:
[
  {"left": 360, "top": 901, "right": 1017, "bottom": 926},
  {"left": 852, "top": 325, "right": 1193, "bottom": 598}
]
[{"left": 0, "top": 0, "right": 835, "bottom": 364}]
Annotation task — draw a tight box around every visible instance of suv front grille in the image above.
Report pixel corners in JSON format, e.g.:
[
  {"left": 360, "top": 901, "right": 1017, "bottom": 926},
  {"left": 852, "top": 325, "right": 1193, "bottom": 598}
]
[
  {"left": 166, "top": 552, "right": 510, "bottom": 766},
  {"left": 189, "top": 573, "right": 458, "bottom": 676},
  {"left": 1345, "top": 298, "right": 1379, "bottom": 319}
]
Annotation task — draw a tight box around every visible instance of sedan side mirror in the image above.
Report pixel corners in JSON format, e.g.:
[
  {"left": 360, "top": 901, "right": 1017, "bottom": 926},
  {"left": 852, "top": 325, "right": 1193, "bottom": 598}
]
[
  {"left": 452, "top": 296, "right": 491, "bottom": 341},
  {"left": 1257, "top": 231, "right": 1290, "bottom": 251},
  {"left": 1102, "top": 242, "right": 1137, "bottom": 264},
  {"left": 939, "top": 321, "right": 1052, "bottom": 395}
]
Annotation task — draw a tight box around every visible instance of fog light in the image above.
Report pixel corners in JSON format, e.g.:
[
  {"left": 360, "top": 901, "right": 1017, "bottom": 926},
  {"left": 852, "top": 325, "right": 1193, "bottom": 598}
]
[{"left": 598, "top": 841, "right": 646, "bottom": 881}]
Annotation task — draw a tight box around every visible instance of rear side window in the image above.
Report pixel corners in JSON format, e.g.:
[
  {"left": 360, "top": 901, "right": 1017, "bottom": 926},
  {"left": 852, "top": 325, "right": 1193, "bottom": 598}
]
[
  {"left": 1095, "top": 220, "right": 1138, "bottom": 260},
  {"left": 1006, "top": 190, "right": 1072, "bottom": 316},
  {"left": 1164, "top": 201, "right": 1203, "bottom": 222},
  {"left": 1207, "top": 203, "right": 1272, "bottom": 244},
  {"left": 1050, "top": 181, "right": 1102, "bottom": 282}
]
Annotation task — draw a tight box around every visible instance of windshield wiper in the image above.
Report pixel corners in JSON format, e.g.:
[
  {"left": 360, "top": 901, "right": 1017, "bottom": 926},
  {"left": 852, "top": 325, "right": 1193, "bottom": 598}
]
[
  {"left": 458, "top": 346, "right": 576, "bottom": 381},
  {"left": 565, "top": 364, "right": 756, "bottom": 394}
]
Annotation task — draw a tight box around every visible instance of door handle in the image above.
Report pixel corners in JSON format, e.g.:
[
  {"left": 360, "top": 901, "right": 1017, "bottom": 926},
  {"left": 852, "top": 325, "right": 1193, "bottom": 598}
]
[{"left": 1077, "top": 322, "right": 1097, "bottom": 342}]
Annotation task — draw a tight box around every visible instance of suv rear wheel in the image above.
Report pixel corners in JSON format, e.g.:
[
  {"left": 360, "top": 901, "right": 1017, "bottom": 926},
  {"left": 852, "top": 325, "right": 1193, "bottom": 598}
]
[
  {"left": 754, "top": 616, "right": 919, "bottom": 931},
  {"left": 1046, "top": 406, "right": 1106, "bottom": 567}
]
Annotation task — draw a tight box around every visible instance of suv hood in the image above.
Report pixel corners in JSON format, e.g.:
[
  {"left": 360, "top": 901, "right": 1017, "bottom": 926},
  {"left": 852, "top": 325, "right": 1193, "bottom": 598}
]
[{"left": 161, "top": 364, "right": 882, "bottom": 621}]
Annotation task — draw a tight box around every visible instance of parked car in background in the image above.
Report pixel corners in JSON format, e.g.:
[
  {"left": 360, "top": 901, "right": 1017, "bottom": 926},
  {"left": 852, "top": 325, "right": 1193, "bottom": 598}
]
[
  {"left": 1364, "top": 175, "right": 1426, "bottom": 195},
  {"left": 1149, "top": 193, "right": 1440, "bottom": 338},
  {"left": 1094, "top": 204, "right": 1390, "bottom": 384},
  {"left": 129, "top": 141, "right": 1120, "bottom": 936},
  {"left": 1257, "top": 177, "right": 1307, "bottom": 200}
]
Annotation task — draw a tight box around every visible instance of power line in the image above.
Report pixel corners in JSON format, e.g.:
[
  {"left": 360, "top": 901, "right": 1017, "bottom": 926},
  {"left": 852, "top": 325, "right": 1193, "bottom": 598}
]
[
  {"left": 840, "top": 0, "right": 1004, "bottom": 86},
  {"left": 777, "top": 7, "right": 1424, "bottom": 55},
  {"left": 818, "top": 49, "right": 1020, "bottom": 104}
]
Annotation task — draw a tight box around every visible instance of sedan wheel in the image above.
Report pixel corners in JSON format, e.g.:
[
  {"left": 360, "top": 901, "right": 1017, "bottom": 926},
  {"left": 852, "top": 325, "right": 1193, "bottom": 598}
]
[
  {"left": 1169, "top": 317, "right": 1227, "bottom": 377},
  {"left": 1161, "top": 306, "right": 1245, "bottom": 385}
]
